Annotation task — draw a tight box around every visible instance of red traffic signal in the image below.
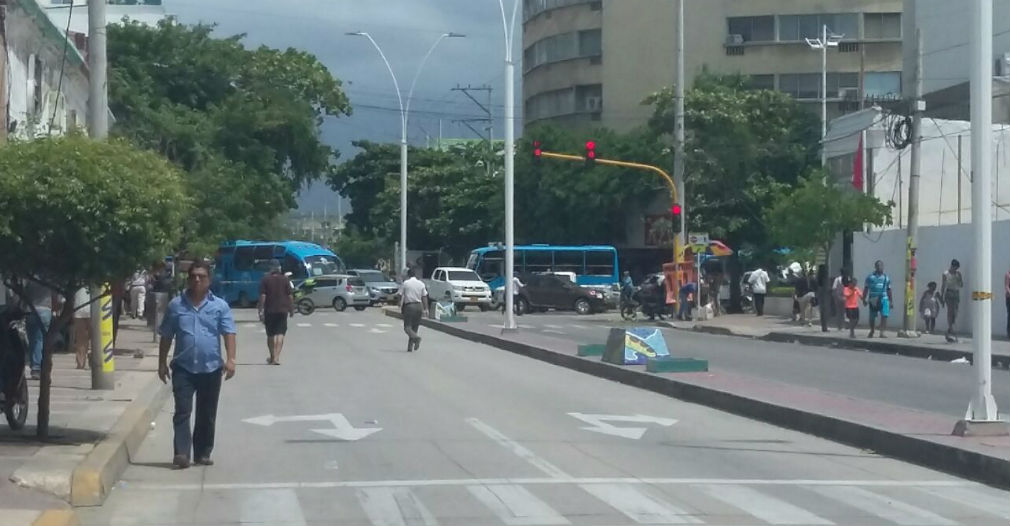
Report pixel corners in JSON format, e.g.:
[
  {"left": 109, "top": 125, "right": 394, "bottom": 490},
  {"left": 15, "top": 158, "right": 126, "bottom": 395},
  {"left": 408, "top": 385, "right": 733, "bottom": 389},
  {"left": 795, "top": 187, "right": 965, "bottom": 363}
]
[
  {"left": 671, "top": 203, "right": 683, "bottom": 233},
  {"left": 533, "top": 140, "right": 542, "bottom": 162},
  {"left": 585, "top": 140, "right": 597, "bottom": 166}
]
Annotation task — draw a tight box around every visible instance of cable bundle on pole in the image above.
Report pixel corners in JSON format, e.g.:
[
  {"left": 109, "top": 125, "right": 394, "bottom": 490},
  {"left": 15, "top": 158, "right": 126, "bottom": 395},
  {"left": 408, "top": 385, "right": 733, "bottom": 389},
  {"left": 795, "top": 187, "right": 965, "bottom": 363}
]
[{"left": 886, "top": 107, "right": 913, "bottom": 150}]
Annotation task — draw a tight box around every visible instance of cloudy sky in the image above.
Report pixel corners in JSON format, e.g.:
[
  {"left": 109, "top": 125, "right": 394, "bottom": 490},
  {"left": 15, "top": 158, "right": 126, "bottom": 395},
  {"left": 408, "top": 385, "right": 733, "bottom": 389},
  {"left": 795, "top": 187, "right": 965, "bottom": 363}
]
[{"left": 167, "top": 0, "right": 522, "bottom": 213}]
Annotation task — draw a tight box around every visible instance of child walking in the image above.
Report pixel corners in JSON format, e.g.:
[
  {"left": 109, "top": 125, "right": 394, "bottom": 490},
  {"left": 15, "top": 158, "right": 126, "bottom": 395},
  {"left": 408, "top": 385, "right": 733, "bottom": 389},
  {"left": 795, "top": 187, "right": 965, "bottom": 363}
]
[
  {"left": 919, "top": 281, "right": 940, "bottom": 334},
  {"left": 843, "top": 277, "right": 863, "bottom": 338}
]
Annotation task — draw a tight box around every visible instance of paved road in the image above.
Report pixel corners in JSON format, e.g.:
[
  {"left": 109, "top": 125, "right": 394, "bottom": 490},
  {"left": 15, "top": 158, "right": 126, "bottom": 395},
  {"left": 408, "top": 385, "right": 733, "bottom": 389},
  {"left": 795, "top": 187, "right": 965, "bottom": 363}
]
[
  {"left": 461, "top": 310, "right": 1010, "bottom": 419},
  {"left": 79, "top": 308, "right": 1008, "bottom": 526}
]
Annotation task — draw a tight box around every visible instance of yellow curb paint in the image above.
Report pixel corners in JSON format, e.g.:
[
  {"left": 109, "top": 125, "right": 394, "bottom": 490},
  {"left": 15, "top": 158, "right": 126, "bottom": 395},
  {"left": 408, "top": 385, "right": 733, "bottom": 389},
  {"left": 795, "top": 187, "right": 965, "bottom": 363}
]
[{"left": 32, "top": 509, "right": 79, "bottom": 526}]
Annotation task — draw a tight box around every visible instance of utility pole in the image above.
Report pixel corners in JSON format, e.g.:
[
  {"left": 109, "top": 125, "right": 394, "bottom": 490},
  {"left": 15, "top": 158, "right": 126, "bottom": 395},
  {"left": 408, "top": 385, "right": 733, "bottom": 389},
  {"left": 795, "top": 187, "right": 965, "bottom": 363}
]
[
  {"left": 674, "top": 0, "right": 686, "bottom": 248},
  {"left": 88, "top": 0, "right": 114, "bottom": 390},
  {"left": 821, "top": 24, "right": 827, "bottom": 167},
  {"left": 499, "top": 0, "right": 519, "bottom": 331},
  {"left": 900, "top": 30, "right": 924, "bottom": 338},
  {"left": 958, "top": 0, "right": 1000, "bottom": 431},
  {"left": 0, "top": 2, "right": 8, "bottom": 144}
]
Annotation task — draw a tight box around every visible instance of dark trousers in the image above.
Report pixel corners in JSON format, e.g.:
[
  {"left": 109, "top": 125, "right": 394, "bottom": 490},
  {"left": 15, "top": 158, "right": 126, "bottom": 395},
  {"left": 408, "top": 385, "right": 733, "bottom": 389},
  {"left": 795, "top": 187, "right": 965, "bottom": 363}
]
[
  {"left": 172, "top": 366, "right": 222, "bottom": 460},
  {"left": 754, "top": 293, "right": 766, "bottom": 316}
]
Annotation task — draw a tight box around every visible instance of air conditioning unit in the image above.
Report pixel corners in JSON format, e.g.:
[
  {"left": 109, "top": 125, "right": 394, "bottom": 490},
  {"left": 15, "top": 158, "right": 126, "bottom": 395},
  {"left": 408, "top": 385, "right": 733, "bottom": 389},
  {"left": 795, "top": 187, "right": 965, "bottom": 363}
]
[
  {"left": 585, "top": 96, "right": 602, "bottom": 112},
  {"left": 725, "top": 34, "right": 744, "bottom": 46},
  {"left": 838, "top": 87, "right": 860, "bottom": 100}
]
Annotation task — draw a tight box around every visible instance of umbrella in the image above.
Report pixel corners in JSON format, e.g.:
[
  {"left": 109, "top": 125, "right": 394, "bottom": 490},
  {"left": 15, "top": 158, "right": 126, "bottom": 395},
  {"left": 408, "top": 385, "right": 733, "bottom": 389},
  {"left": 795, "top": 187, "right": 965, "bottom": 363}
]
[{"left": 705, "top": 240, "right": 734, "bottom": 257}]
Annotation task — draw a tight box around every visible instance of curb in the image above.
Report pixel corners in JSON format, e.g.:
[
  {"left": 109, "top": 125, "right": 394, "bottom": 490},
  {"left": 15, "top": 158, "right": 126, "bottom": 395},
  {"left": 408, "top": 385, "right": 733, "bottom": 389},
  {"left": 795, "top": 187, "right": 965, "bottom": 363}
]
[
  {"left": 682, "top": 324, "right": 1010, "bottom": 369},
  {"left": 69, "top": 375, "right": 170, "bottom": 506},
  {"left": 385, "top": 309, "right": 1010, "bottom": 489},
  {"left": 32, "top": 509, "right": 79, "bottom": 526}
]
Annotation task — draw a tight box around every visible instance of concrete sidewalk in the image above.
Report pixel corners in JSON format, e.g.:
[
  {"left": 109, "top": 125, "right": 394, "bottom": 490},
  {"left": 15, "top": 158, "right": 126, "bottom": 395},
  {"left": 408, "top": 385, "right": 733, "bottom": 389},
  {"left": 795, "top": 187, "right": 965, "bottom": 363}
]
[
  {"left": 385, "top": 309, "right": 1010, "bottom": 489},
  {"left": 1, "top": 318, "right": 166, "bottom": 523},
  {"left": 680, "top": 313, "right": 1010, "bottom": 368}
]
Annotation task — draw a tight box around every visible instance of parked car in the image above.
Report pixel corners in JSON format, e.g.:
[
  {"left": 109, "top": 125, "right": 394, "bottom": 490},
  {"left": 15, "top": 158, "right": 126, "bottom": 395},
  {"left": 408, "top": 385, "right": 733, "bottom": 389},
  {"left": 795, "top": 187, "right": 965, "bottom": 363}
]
[
  {"left": 303, "top": 274, "right": 370, "bottom": 312},
  {"left": 517, "top": 273, "right": 608, "bottom": 315},
  {"left": 347, "top": 269, "right": 400, "bottom": 305},
  {"left": 423, "top": 267, "right": 492, "bottom": 311}
]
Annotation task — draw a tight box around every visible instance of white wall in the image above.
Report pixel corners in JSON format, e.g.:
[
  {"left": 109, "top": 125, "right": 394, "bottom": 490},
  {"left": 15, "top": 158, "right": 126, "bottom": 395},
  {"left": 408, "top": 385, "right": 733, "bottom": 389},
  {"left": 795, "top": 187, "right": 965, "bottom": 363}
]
[
  {"left": 42, "top": 1, "right": 167, "bottom": 35},
  {"left": 852, "top": 220, "right": 1010, "bottom": 335},
  {"left": 6, "top": 0, "right": 89, "bottom": 138}
]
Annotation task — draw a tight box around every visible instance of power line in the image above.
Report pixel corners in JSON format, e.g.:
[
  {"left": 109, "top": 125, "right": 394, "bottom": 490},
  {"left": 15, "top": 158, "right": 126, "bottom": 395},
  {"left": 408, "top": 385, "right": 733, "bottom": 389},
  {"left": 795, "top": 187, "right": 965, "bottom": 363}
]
[{"left": 48, "top": 0, "right": 76, "bottom": 135}]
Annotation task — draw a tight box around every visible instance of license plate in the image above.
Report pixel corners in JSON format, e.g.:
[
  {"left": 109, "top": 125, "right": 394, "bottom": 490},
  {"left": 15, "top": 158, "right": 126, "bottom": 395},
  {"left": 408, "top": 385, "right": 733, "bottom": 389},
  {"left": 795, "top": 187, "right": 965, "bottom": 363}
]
[{"left": 469, "top": 298, "right": 478, "bottom": 303}]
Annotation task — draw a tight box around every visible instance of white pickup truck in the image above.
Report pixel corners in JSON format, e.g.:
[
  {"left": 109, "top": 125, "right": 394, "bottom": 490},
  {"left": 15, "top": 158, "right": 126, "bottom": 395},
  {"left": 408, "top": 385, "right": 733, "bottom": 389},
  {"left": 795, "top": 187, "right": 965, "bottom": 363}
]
[{"left": 423, "top": 267, "right": 493, "bottom": 311}]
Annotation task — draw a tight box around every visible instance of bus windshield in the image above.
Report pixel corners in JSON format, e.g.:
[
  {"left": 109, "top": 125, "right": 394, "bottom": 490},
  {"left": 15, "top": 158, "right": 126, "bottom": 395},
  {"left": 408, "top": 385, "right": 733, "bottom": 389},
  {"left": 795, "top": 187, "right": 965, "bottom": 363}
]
[{"left": 305, "top": 254, "right": 345, "bottom": 276}]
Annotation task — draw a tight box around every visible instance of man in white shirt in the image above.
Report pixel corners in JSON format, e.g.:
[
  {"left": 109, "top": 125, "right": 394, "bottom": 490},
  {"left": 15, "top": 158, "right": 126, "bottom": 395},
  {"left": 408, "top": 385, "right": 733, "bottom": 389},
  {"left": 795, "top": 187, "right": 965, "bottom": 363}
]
[
  {"left": 129, "top": 270, "right": 148, "bottom": 319},
  {"left": 399, "top": 268, "right": 429, "bottom": 352},
  {"left": 747, "top": 265, "right": 770, "bottom": 316}
]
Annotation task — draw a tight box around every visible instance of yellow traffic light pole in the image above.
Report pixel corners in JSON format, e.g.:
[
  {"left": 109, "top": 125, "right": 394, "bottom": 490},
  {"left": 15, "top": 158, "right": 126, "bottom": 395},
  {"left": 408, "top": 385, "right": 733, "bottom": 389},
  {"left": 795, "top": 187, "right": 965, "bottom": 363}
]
[{"left": 538, "top": 150, "right": 682, "bottom": 310}]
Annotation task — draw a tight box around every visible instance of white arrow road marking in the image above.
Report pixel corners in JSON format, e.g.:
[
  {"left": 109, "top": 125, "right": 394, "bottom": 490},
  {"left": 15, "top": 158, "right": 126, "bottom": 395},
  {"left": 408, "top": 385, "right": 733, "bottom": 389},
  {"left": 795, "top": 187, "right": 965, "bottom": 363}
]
[
  {"left": 567, "top": 413, "right": 677, "bottom": 440},
  {"left": 243, "top": 413, "right": 382, "bottom": 441}
]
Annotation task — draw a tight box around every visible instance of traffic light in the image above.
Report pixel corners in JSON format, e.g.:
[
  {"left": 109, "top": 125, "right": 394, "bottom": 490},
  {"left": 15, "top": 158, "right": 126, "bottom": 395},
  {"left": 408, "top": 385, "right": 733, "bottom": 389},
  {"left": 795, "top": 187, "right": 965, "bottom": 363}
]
[
  {"left": 671, "top": 203, "right": 683, "bottom": 234},
  {"left": 533, "top": 140, "right": 542, "bottom": 162},
  {"left": 584, "top": 140, "right": 596, "bottom": 167}
]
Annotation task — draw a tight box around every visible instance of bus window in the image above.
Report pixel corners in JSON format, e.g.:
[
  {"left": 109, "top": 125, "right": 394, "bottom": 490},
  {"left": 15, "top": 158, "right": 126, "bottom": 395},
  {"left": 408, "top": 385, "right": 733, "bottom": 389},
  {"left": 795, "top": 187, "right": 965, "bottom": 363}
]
[
  {"left": 477, "top": 250, "right": 504, "bottom": 281},
  {"left": 253, "top": 245, "right": 275, "bottom": 261},
  {"left": 283, "top": 254, "right": 307, "bottom": 279},
  {"left": 586, "top": 250, "right": 615, "bottom": 277},
  {"left": 553, "top": 250, "right": 583, "bottom": 274},
  {"left": 304, "top": 254, "right": 344, "bottom": 276},
  {"left": 526, "top": 250, "right": 552, "bottom": 273},
  {"left": 234, "top": 246, "right": 255, "bottom": 271}
]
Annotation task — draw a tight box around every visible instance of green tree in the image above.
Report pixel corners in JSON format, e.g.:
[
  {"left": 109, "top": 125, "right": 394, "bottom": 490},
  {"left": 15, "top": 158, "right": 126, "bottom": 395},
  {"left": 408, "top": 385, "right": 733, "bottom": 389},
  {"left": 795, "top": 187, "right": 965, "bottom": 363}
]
[
  {"left": 0, "top": 135, "right": 188, "bottom": 438},
  {"left": 768, "top": 171, "right": 893, "bottom": 257},
  {"left": 107, "top": 20, "right": 351, "bottom": 252}
]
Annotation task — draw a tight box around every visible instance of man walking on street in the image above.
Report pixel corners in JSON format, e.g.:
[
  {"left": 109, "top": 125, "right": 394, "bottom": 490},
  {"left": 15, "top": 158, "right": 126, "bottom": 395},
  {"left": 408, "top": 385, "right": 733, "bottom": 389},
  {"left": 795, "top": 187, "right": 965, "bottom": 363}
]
[
  {"left": 23, "top": 279, "right": 61, "bottom": 380},
  {"left": 72, "top": 287, "right": 91, "bottom": 369},
  {"left": 158, "top": 261, "right": 237, "bottom": 469},
  {"left": 832, "top": 269, "right": 848, "bottom": 331},
  {"left": 940, "top": 259, "right": 964, "bottom": 343},
  {"left": 258, "top": 261, "right": 293, "bottom": 365},
  {"left": 129, "top": 269, "right": 148, "bottom": 319},
  {"left": 748, "top": 265, "right": 770, "bottom": 316},
  {"left": 863, "top": 260, "right": 892, "bottom": 338},
  {"left": 400, "top": 268, "right": 428, "bottom": 352}
]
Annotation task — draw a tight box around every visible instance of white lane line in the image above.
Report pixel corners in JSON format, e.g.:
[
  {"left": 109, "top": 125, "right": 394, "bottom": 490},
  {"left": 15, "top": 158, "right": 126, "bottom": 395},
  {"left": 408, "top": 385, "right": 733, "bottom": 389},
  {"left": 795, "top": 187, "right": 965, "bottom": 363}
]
[
  {"left": 241, "top": 322, "right": 259, "bottom": 328},
  {"left": 919, "top": 486, "right": 1010, "bottom": 520},
  {"left": 108, "top": 490, "right": 180, "bottom": 525},
  {"left": 296, "top": 323, "right": 311, "bottom": 328},
  {"left": 464, "top": 418, "right": 571, "bottom": 479},
  {"left": 812, "top": 486, "right": 956, "bottom": 526},
  {"left": 543, "top": 324, "right": 564, "bottom": 329},
  {"left": 350, "top": 323, "right": 366, "bottom": 328},
  {"left": 126, "top": 478, "right": 969, "bottom": 492},
  {"left": 467, "top": 485, "right": 569, "bottom": 525},
  {"left": 325, "top": 323, "right": 340, "bottom": 327},
  {"left": 579, "top": 483, "right": 700, "bottom": 524},
  {"left": 238, "top": 488, "right": 307, "bottom": 526},
  {"left": 569, "top": 324, "right": 588, "bottom": 329},
  {"left": 376, "top": 323, "right": 394, "bottom": 328},
  {"left": 369, "top": 328, "right": 388, "bottom": 334},
  {"left": 357, "top": 487, "right": 437, "bottom": 526},
  {"left": 695, "top": 484, "right": 833, "bottom": 525}
]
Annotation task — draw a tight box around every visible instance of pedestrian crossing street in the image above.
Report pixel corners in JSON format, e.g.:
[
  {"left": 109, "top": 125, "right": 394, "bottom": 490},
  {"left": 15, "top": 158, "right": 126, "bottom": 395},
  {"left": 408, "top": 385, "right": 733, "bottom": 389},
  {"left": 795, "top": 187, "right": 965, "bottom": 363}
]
[{"left": 88, "top": 478, "right": 1009, "bottom": 526}]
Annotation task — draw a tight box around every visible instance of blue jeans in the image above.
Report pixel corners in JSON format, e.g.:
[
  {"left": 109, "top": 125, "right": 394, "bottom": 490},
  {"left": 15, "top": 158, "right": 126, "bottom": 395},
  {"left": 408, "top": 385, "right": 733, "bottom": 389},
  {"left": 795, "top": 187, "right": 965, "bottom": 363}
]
[
  {"left": 172, "top": 365, "right": 222, "bottom": 460},
  {"left": 27, "top": 307, "right": 52, "bottom": 373}
]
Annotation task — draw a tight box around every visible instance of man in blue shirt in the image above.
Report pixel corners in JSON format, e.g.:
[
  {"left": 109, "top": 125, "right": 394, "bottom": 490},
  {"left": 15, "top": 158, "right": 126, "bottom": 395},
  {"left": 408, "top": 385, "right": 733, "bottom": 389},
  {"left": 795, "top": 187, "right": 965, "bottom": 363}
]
[
  {"left": 862, "top": 260, "right": 892, "bottom": 338},
  {"left": 158, "top": 260, "right": 237, "bottom": 469}
]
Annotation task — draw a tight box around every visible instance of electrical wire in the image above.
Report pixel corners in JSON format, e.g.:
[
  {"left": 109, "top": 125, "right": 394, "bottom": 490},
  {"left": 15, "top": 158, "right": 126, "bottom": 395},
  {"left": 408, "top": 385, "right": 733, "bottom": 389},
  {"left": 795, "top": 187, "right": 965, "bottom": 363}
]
[
  {"left": 884, "top": 106, "right": 912, "bottom": 150},
  {"left": 48, "top": 0, "right": 75, "bottom": 135}
]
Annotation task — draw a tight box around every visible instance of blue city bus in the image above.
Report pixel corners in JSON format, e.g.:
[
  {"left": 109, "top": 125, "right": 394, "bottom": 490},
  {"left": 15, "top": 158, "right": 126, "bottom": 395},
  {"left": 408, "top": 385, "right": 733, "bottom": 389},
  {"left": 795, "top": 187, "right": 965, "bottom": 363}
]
[
  {"left": 466, "top": 245, "right": 620, "bottom": 292},
  {"left": 212, "top": 240, "right": 345, "bottom": 306}
]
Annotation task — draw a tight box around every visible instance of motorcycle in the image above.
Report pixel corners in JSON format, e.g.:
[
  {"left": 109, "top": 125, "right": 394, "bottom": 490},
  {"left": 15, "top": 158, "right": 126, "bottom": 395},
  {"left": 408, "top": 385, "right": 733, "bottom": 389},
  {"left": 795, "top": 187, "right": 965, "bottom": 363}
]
[
  {"left": 291, "top": 277, "right": 318, "bottom": 316},
  {"left": 0, "top": 306, "right": 29, "bottom": 430},
  {"left": 619, "top": 287, "right": 638, "bottom": 321}
]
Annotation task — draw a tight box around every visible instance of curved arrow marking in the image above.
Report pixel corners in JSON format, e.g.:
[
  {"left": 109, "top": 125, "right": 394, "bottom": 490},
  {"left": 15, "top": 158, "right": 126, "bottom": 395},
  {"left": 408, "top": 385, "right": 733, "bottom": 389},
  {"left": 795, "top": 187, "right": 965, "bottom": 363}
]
[{"left": 567, "top": 413, "right": 677, "bottom": 440}]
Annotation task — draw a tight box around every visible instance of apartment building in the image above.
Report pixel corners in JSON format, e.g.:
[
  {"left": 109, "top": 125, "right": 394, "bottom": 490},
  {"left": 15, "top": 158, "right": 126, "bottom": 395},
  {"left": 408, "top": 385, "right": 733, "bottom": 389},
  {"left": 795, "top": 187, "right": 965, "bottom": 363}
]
[
  {"left": 523, "top": 0, "right": 904, "bottom": 131},
  {"left": 42, "top": 0, "right": 166, "bottom": 35}
]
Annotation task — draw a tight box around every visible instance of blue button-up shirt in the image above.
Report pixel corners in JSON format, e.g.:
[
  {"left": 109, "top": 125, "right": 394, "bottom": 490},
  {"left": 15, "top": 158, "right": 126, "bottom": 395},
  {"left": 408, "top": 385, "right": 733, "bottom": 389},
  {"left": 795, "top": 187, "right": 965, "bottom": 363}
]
[{"left": 159, "top": 291, "right": 237, "bottom": 374}]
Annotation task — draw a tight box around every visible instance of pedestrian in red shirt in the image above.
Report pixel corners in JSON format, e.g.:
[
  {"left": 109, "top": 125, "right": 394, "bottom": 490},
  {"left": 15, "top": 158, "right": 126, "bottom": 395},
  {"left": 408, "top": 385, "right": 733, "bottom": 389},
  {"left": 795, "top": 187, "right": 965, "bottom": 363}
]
[{"left": 258, "top": 261, "right": 293, "bottom": 365}]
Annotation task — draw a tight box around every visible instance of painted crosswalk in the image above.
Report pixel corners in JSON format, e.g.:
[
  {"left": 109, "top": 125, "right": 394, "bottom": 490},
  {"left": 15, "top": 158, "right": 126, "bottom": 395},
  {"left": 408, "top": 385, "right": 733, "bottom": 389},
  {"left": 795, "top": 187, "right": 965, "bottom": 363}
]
[{"left": 82, "top": 479, "right": 1008, "bottom": 526}]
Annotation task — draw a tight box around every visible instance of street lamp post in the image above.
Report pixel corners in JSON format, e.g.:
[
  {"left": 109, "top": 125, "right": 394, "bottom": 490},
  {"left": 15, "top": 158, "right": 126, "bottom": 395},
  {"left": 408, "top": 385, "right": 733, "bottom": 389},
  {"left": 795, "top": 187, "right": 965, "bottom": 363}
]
[
  {"left": 498, "top": 0, "right": 520, "bottom": 331},
  {"left": 806, "top": 25, "right": 842, "bottom": 167},
  {"left": 347, "top": 31, "right": 465, "bottom": 276}
]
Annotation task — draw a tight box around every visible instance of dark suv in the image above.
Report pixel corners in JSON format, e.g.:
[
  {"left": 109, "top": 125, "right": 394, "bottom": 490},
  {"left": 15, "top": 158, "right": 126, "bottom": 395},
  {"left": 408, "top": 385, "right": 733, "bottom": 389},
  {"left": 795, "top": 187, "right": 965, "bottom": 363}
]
[{"left": 517, "top": 274, "right": 608, "bottom": 315}]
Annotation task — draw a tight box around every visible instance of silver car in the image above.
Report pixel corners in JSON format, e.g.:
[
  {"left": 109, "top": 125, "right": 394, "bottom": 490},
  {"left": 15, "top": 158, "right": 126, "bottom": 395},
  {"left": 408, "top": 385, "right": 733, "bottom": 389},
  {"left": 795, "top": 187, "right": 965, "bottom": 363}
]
[
  {"left": 347, "top": 269, "right": 400, "bottom": 305},
  {"left": 305, "top": 274, "right": 370, "bottom": 312}
]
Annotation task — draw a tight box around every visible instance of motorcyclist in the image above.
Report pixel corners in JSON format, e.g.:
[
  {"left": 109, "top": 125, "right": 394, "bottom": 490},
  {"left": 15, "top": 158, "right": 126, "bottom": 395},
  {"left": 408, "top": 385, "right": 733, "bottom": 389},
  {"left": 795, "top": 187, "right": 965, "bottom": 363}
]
[{"left": 637, "top": 275, "right": 665, "bottom": 320}]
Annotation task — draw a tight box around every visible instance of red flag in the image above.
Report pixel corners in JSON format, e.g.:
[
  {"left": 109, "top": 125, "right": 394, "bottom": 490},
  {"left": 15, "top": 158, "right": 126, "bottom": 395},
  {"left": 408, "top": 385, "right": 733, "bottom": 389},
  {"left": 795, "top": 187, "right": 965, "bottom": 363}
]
[{"left": 852, "top": 133, "right": 864, "bottom": 191}]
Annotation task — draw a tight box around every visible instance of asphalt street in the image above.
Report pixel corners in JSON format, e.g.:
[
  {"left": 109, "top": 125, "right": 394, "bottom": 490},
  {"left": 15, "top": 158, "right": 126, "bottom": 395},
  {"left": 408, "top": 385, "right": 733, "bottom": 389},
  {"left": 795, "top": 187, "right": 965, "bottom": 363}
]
[
  {"left": 78, "top": 307, "right": 1009, "bottom": 526},
  {"left": 459, "top": 310, "right": 1010, "bottom": 419}
]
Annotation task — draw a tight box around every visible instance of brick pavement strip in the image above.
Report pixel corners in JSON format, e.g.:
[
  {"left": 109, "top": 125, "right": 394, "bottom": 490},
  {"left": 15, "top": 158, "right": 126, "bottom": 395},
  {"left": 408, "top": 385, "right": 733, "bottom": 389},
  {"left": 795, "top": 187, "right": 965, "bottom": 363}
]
[
  {"left": 384, "top": 308, "right": 1010, "bottom": 489},
  {"left": 2, "top": 318, "right": 166, "bottom": 511}
]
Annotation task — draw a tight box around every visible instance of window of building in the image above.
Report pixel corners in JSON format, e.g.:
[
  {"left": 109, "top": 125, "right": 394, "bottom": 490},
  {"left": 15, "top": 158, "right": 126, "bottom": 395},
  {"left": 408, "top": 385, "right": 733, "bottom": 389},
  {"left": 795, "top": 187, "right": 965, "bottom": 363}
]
[
  {"left": 746, "top": 74, "right": 775, "bottom": 90},
  {"left": 778, "top": 13, "right": 857, "bottom": 41},
  {"left": 31, "top": 55, "right": 43, "bottom": 116},
  {"left": 575, "top": 84, "right": 602, "bottom": 112},
  {"left": 578, "top": 29, "right": 602, "bottom": 56},
  {"left": 523, "top": 0, "right": 598, "bottom": 22},
  {"left": 524, "top": 29, "right": 600, "bottom": 71},
  {"left": 726, "top": 16, "right": 775, "bottom": 43},
  {"left": 526, "top": 88, "right": 575, "bottom": 121},
  {"left": 864, "top": 13, "right": 901, "bottom": 39},
  {"left": 779, "top": 73, "right": 857, "bottom": 99},
  {"left": 864, "top": 71, "right": 902, "bottom": 98}
]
